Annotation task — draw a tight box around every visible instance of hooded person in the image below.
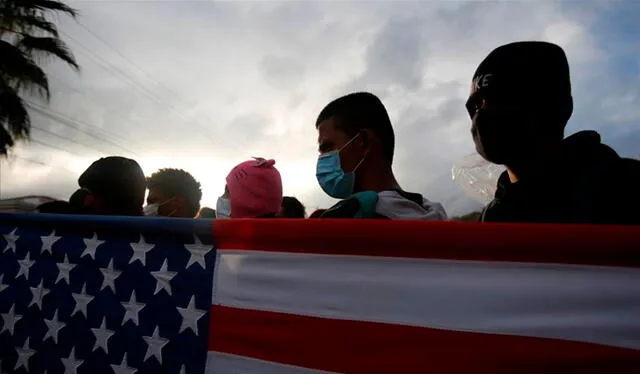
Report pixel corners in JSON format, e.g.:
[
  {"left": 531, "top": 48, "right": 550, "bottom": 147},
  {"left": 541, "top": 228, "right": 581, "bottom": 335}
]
[
  {"left": 37, "top": 156, "right": 147, "bottom": 216},
  {"left": 467, "top": 41, "right": 640, "bottom": 224},
  {"left": 216, "top": 157, "right": 283, "bottom": 218},
  {"left": 314, "top": 92, "right": 447, "bottom": 220}
]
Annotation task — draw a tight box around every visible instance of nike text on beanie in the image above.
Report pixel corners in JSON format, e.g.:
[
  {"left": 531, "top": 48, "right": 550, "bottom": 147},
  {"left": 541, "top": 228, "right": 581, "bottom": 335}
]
[{"left": 471, "top": 41, "right": 573, "bottom": 122}]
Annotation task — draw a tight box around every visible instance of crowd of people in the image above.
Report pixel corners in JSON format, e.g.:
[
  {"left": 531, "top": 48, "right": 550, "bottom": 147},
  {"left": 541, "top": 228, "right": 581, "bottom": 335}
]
[{"left": 33, "top": 41, "right": 640, "bottom": 224}]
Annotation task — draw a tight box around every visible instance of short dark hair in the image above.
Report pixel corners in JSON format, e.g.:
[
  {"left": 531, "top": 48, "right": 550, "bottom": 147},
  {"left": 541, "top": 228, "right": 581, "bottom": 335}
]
[
  {"left": 146, "top": 168, "right": 202, "bottom": 217},
  {"left": 280, "top": 196, "right": 306, "bottom": 218},
  {"left": 198, "top": 207, "right": 216, "bottom": 218},
  {"left": 316, "top": 92, "right": 395, "bottom": 164}
]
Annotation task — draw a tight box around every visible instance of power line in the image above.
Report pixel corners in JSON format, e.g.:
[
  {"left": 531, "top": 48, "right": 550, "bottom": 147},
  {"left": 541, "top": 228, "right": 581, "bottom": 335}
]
[
  {"left": 28, "top": 138, "right": 85, "bottom": 157},
  {"left": 77, "top": 22, "right": 185, "bottom": 104},
  {"left": 61, "top": 30, "right": 173, "bottom": 112},
  {"left": 26, "top": 102, "right": 139, "bottom": 157},
  {"left": 47, "top": 74, "right": 156, "bottom": 140},
  {"left": 64, "top": 26, "right": 233, "bottom": 149},
  {"left": 4, "top": 155, "right": 77, "bottom": 176},
  {"left": 31, "top": 124, "right": 105, "bottom": 155},
  {"left": 60, "top": 30, "right": 185, "bottom": 143},
  {"left": 28, "top": 100, "right": 129, "bottom": 146}
]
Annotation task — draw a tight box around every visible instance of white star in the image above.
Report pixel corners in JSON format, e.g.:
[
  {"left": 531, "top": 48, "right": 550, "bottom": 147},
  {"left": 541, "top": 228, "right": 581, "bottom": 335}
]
[
  {"left": 121, "top": 290, "right": 146, "bottom": 326},
  {"left": 184, "top": 235, "right": 212, "bottom": 270},
  {"left": 3, "top": 228, "right": 19, "bottom": 254},
  {"left": 29, "top": 279, "right": 51, "bottom": 310},
  {"left": 61, "top": 346, "right": 83, "bottom": 374},
  {"left": 99, "top": 259, "right": 122, "bottom": 293},
  {"left": 55, "top": 253, "right": 76, "bottom": 285},
  {"left": 0, "top": 274, "right": 8, "bottom": 293},
  {"left": 0, "top": 305, "right": 22, "bottom": 336},
  {"left": 177, "top": 295, "right": 206, "bottom": 334},
  {"left": 40, "top": 230, "right": 61, "bottom": 255},
  {"left": 43, "top": 310, "right": 66, "bottom": 344},
  {"left": 128, "top": 234, "right": 155, "bottom": 266},
  {"left": 142, "top": 326, "right": 169, "bottom": 364},
  {"left": 91, "top": 317, "right": 115, "bottom": 353},
  {"left": 16, "top": 252, "right": 35, "bottom": 280},
  {"left": 71, "top": 283, "right": 94, "bottom": 318},
  {"left": 150, "top": 259, "right": 177, "bottom": 296},
  {"left": 81, "top": 233, "right": 104, "bottom": 260},
  {"left": 110, "top": 353, "right": 137, "bottom": 374},
  {"left": 14, "top": 337, "right": 36, "bottom": 371}
]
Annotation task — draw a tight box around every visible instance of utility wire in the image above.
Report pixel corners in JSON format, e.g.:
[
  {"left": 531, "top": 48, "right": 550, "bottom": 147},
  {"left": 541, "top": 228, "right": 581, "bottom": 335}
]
[
  {"left": 31, "top": 125, "right": 105, "bottom": 156},
  {"left": 26, "top": 102, "right": 139, "bottom": 157},
  {"left": 64, "top": 26, "right": 232, "bottom": 149},
  {"left": 48, "top": 74, "right": 156, "bottom": 141},
  {"left": 4, "top": 155, "right": 77, "bottom": 176},
  {"left": 28, "top": 100, "right": 130, "bottom": 146},
  {"left": 28, "top": 138, "right": 85, "bottom": 157},
  {"left": 77, "top": 22, "right": 185, "bottom": 103}
]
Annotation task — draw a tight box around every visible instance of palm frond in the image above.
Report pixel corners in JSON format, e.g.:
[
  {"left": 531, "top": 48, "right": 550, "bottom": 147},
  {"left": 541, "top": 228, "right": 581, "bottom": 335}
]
[
  {"left": 0, "top": 81, "right": 31, "bottom": 155},
  {"left": 22, "top": 0, "right": 77, "bottom": 18},
  {"left": 0, "top": 14, "right": 59, "bottom": 37},
  {"left": 0, "top": 126, "right": 15, "bottom": 156},
  {"left": 0, "top": 39, "right": 50, "bottom": 100},
  {"left": 18, "top": 35, "right": 79, "bottom": 71}
]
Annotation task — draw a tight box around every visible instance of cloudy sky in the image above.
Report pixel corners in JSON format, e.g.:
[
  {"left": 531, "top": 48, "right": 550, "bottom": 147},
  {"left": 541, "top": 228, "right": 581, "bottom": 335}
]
[{"left": 1, "top": 0, "right": 639, "bottom": 216}]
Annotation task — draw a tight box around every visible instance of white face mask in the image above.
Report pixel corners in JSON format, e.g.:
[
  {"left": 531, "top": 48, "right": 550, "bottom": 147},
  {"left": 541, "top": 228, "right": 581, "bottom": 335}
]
[
  {"left": 143, "top": 203, "right": 160, "bottom": 216},
  {"left": 216, "top": 197, "right": 231, "bottom": 219},
  {"left": 143, "top": 197, "right": 176, "bottom": 217}
]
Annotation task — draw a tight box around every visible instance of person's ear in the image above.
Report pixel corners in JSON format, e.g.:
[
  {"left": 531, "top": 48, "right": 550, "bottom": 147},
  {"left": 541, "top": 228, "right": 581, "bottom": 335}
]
[{"left": 359, "top": 129, "right": 376, "bottom": 155}]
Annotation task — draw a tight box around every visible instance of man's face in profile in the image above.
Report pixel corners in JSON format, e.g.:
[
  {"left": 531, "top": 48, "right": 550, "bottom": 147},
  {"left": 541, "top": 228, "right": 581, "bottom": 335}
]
[{"left": 316, "top": 117, "right": 362, "bottom": 174}]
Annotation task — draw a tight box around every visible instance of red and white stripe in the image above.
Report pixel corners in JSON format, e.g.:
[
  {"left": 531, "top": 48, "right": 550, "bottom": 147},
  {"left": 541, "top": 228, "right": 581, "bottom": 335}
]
[{"left": 207, "top": 220, "right": 640, "bottom": 373}]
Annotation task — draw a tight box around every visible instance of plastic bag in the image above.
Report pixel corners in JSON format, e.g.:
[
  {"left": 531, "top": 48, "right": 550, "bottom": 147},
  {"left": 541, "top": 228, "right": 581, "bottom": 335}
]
[{"left": 451, "top": 153, "right": 505, "bottom": 205}]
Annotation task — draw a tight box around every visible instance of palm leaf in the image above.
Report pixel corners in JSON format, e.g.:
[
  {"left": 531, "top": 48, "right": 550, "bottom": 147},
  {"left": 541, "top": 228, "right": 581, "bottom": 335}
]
[
  {"left": 21, "top": 0, "right": 77, "bottom": 18},
  {"left": 0, "top": 126, "right": 15, "bottom": 156},
  {"left": 1, "top": 14, "right": 59, "bottom": 37},
  {"left": 18, "top": 35, "right": 79, "bottom": 70},
  {"left": 0, "top": 81, "right": 31, "bottom": 155},
  {"left": 0, "top": 39, "right": 50, "bottom": 100}
]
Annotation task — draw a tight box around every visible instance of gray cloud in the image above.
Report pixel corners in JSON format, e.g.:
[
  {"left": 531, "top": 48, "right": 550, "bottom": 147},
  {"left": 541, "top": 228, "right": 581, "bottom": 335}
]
[{"left": 1, "top": 1, "right": 638, "bottom": 217}]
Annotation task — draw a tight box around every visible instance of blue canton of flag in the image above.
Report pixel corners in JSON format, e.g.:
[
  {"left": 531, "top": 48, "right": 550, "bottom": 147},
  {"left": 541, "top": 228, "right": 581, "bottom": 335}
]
[{"left": 0, "top": 213, "right": 216, "bottom": 374}]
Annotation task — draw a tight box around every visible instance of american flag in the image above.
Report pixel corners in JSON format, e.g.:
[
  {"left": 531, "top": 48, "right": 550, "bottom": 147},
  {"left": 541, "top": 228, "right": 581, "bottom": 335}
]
[
  {"left": 2, "top": 214, "right": 640, "bottom": 373},
  {"left": 0, "top": 213, "right": 214, "bottom": 374}
]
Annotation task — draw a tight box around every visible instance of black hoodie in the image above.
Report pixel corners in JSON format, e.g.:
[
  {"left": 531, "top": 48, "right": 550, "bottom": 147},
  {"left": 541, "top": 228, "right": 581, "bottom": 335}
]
[{"left": 482, "top": 131, "right": 640, "bottom": 224}]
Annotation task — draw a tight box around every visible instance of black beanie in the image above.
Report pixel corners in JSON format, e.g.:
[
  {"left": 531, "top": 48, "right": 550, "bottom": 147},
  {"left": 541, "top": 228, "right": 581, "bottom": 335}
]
[
  {"left": 472, "top": 41, "right": 573, "bottom": 120},
  {"left": 77, "top": 156, "right": 146, "bottom": 214}
]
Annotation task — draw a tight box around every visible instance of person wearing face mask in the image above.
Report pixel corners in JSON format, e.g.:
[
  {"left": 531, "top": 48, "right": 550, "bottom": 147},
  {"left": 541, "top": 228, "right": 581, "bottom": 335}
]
[
  {"left": 144, "top": 168, "right": 202, "bottom": 218},
  {"left": 216, "top": 157, "right": 283, "bottom": 219},
  {"left": 468, "top": 41, "right": 640, "bottom": 224},
  {"left": 315, "top": 92, "right": 447, "bottom": 220}
]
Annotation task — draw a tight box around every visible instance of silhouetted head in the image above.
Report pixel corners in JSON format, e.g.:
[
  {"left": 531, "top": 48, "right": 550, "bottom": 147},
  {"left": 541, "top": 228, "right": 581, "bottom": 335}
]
[
  {"left": 308, "top": 209, "right": 326, "bottom": 218},
  {"left": 196, "top": 207, "right": 216, "bottom": 218},
  {"left": 278, "top": 196, "right": 306, "bottom": 218},
  {"left": 72, "top": 156, "right": 146, "bottom": 216},
  {"left": 467, "top": 41, "right": 573, "bottom": 168},
  {"left": 145, "top": 168, "right": 202, "bottom": 218}
]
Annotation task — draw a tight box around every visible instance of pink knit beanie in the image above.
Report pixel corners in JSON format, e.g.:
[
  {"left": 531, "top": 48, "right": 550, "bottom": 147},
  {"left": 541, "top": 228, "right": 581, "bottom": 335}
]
[{"left": 226, "top": 157, "right": 283, "bottom": 218}]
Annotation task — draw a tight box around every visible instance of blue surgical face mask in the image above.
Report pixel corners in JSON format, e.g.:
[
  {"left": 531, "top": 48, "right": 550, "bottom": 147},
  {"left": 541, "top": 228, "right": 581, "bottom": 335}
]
[
  {"left": 316, "top": 134, "right": 365, "bottom": 199},
  {"left": 216, "top": 196, "right": 231, "bottom": 219}
]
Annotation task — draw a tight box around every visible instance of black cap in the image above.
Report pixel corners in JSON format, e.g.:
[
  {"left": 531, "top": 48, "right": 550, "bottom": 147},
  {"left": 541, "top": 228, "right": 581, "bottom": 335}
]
[
  {"left": 78, "top": 156, "right": 146, "bottom": 214},
  {"left": 472, "top": 41, "right": 572, "bottom": 110}
]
